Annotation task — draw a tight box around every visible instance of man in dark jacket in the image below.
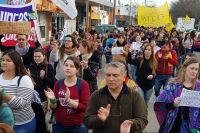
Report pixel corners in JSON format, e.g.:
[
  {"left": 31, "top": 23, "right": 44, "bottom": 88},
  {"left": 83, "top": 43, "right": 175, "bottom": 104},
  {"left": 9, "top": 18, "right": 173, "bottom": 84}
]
[{"left": 84, "top": 62, "right": 148, "bottom": 133}]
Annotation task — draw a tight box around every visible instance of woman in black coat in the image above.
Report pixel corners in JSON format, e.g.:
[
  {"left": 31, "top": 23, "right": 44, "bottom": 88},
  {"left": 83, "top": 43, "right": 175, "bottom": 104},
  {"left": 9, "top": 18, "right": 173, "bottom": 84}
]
[
  {"left": 28, "top": 48, "right": 55, "bottom": 105},
  {"left": 78, "top": 39, "right": 100, "bottom": 94}
]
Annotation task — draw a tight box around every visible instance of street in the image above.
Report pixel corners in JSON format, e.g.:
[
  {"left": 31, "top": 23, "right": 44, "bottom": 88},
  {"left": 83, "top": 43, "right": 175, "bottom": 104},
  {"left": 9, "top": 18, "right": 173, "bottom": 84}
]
[{"left": 97, "top": 51, "right": 200, "bottom": 133}]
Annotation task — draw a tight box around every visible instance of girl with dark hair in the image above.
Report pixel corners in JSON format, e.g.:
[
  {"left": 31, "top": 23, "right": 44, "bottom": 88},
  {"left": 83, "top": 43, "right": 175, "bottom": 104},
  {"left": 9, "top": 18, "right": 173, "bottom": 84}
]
[
  {"left": 49, "top": 35, "right": 80, "bottom": 80},
  {"left": 0, "top": 49, "right": 36, "bottom": 133},
  {"left": 45, "top": 56, "right": 90, "bottom": 133}
]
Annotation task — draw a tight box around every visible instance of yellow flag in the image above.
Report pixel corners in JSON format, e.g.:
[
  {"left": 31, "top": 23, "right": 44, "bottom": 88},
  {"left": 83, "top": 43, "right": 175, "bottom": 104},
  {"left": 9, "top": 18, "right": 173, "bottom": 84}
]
[
  {"left": 138, "top": 2, "right": 170, "bottom": 27},
  {"left": 165, "top": 16, "right": 175, "bottom": 32},
  {"left": 185, "top": 15, "right": 190, "bottom": 22}
]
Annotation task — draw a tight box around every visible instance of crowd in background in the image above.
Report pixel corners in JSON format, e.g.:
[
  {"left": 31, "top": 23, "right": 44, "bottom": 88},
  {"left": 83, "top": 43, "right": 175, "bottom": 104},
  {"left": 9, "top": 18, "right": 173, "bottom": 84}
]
[{"left": 0, "top": 24, "right": 199, "bottom": 133}]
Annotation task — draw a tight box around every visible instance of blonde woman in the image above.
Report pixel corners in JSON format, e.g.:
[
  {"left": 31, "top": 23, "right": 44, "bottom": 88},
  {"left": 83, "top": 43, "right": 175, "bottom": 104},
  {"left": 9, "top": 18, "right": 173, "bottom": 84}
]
[{"left": 154, "top": 57, "right": 200, "bottom": 133}]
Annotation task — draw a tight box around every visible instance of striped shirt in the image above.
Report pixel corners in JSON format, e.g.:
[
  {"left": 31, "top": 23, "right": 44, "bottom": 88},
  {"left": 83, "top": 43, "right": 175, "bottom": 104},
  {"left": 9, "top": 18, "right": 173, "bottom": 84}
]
[{"left": 0, "top": 74, "right": 35, "bottom": 125}]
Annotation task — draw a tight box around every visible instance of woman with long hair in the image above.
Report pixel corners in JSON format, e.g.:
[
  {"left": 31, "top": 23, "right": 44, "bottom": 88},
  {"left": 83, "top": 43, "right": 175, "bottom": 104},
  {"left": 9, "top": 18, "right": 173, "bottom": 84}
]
[
  {"left": 154, "top": 57, "right": 200, "bottom": 132},
  {"left": 0, "top": 49, "right": 36, "bottom": 133},
  {"left": 45, "top": 56, "right": 90, "bottom": 133},
  {"left": 182, "top": 33, "right": 193, "bottom": 54},
  {"left": 128, "top": 44, "right": 157, "bottom": 105}
]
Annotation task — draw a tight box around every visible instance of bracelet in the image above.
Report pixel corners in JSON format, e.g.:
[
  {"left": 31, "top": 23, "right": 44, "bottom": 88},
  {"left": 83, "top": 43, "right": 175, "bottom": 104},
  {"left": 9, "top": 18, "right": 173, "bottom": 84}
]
[
  {"left": 50, "top": 98, "right": 57, "bottom": 104},
  {"left": 1, "top": 88, "right": 7, "bottom": 97}
]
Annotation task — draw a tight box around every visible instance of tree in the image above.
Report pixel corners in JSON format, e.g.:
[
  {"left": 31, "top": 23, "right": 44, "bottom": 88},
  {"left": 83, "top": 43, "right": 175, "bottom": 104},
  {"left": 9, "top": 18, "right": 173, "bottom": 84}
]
[{"left": 170, "top": 0, "right": 200, "bottom": 26}]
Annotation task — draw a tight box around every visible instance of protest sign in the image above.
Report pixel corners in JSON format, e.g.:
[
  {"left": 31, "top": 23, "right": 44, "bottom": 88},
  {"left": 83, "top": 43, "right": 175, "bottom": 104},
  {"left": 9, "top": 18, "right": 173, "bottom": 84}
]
[
  {"left": 0, "top": 1, "right": 41, "bottom": 47},
  {"left": 112, "top": 47, "right": 123, "bottom": 55},
  {"left": 180, "top": 88, "right": 200, "bottom": 108},
  {"left": 131, "top": 42, "right": 141, "bottom": 51},
  {"left": 0, "top": 21, "right": 31, "bottom": 35},
  {"left": 176, "top": 17, "right": 195, "bottom": 32},
  {"left": 138, "top": 2, "right": 170, "bottom": 27}
]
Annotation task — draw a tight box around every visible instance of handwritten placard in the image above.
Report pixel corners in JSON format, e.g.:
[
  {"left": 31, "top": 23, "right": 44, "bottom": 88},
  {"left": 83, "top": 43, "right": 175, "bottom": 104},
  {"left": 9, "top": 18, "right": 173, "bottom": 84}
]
[
  {"left": 180, "top": 88, "right": 200, "bottom": 108},
  {"left": 112, "top": 47, "right": 123, "bottom": 55},
  {"left": 131, "top": 42, "right": 141, "bottom": 51},
  {"left": 0, "top": 21, "right": 31, "bottom": 35}
]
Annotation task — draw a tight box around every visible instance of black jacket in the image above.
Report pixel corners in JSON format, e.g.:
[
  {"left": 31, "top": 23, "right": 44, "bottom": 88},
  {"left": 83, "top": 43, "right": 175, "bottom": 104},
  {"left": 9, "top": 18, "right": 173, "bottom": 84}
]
[
  {"left": 80, "top": 52, "right": 100, "bottom": 94},
  {"left": 128, "top": 53, "right": 154, "bottom": 90},
  {"left": 29, "top": 62, "right": 55, "bottom": 102}
]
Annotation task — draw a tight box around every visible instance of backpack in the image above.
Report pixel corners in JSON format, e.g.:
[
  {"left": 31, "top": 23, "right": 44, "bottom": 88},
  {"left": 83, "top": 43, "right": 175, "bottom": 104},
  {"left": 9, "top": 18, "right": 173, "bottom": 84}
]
[
  {"left": 57, "top": 77, "right": 82, "bottom": 94},
  {"left": 17, "top": 76, "right": 48, "bottom": 133}
]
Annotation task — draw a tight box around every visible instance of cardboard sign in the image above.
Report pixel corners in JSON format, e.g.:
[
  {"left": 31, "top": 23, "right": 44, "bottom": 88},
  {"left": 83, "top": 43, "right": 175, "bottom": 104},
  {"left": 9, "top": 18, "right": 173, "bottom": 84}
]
[
  {"left": 0, "top": 21, "right": 31, "bottom": 35},
  {"left": 180, "top": 88, "right": 200, "bottom": 108}
]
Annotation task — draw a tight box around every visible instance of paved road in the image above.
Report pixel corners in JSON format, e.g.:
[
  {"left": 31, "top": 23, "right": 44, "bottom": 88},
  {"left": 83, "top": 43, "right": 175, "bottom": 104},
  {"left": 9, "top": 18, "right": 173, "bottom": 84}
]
[{"left": 97, "top": 51, "right": 200, "bottom": 133}]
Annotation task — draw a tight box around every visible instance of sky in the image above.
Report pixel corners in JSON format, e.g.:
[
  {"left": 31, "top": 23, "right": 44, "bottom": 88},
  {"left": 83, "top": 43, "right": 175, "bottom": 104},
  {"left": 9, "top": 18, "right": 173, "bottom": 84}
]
[{"left": 120, "top": 0, "right": 178, "bottom": 7}]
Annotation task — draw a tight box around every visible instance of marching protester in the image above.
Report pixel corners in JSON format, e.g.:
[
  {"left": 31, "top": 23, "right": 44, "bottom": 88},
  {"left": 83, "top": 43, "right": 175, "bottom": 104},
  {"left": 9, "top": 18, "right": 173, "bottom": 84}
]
[
  {"left": 49, "top": 35, "right": 80, "bottom": 80},
  {"left": 112, "top": 34, "right": 129, "bottom": 63},
  {"left": 182, "top": 33, "right": 193, "bottom": 54},
  {"left": 154, "top": 37, "right": 178, "bottom": 97},
  {"left": 28, "top": 48, "right": 55, "bottom": 111},
  {"left": 78, "top": 39, "right": 99, "bottom": 93},
  {"left": 0, "top": 50, "right": 36, "bottom": 133},
  {"left": 128, "top": 44, "right": 158, "bottom": 106},
  {"left": 0, "top": 32, "right": 41, "bottom": 68},
  {"left": 45, "top": 56, "right": 90, "bottom": 133},
  {"left": 104, "top": 34, "right": 116, "bottom": 63},
  {"left": 154, "top": 57, "right": 200, "bottom": 132},
  {"left": 84, "top": 62, "right": 148, "bottom": 133}
]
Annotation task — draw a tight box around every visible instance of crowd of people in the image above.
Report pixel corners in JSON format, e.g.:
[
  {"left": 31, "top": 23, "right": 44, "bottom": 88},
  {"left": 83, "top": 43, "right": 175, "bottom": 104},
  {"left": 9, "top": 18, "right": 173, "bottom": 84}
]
[{"left": 0, "top": 25, "right": 199, "bottom": 133}]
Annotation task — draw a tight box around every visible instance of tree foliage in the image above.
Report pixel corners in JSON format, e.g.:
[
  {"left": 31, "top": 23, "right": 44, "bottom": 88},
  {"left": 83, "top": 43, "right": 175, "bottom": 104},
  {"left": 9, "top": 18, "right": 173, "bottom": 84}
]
[{"left": 170, "top": 0, "right": 200, "bottom": 25}]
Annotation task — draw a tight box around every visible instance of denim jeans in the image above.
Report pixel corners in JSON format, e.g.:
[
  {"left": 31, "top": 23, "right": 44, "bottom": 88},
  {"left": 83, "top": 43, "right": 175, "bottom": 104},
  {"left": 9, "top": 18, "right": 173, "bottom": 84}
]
[
  {"left": 154, "top": 74, "right": 171, "bottom": 97},
  {"left": 130, "top": 64, "right": 137, "bottom": 80},
  {"left": 53, "top": 122, "right": 87, "bottom": 133},
  {"left": 138, "top": 87, "right": 153, "bottom": 106},
  {"left": 14, "top": 117, "right": 36, "bottom": 133},
  {"left": 186, "top": 49, "right": 192, "bottom": 54},
  {"left": 105, "top": 52, "right": 112, "bottom": 63}
]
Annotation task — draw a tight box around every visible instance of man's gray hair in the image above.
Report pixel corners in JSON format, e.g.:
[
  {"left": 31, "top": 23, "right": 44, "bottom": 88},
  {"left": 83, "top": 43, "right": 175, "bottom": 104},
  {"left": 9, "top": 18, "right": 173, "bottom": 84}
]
[{"left": 104, "top": 62, "right": 127, "bottom": 76}]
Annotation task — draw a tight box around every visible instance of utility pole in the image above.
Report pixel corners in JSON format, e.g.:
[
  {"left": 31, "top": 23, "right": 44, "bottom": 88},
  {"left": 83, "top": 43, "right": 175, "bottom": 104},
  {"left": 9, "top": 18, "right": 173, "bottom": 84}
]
[
  {"left": 86, "top": 0, "right": 89, "bottom": 32},
  {"left": 129, "top": 0, "right": 132, "bottom": 25},
  {"left": 113, "top": 0, "right": 116, "bottom": 25}
]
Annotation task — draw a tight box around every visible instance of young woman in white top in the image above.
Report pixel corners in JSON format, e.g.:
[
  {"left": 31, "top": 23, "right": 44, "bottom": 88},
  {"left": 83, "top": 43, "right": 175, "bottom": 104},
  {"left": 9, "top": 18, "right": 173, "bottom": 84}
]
[
  {"left": 0, "top": 49, "right": 35, "bottom": 133},
  {"left": 182, "top": 33, "right": 193, "bottom": 54},
  {"left": 50, "top": 35, "right": 80, "bottom": 80}
]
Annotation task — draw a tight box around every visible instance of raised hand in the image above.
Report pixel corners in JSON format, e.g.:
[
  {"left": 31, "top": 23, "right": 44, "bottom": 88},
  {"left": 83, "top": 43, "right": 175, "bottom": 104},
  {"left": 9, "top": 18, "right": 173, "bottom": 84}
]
[
  {"left": 120, "top": 120, "right": 133, "bottom": 133},
  {"left": 97, "top": 104, "right": 111, "bottom": 122},
  {"left": 44, "top": 88, "right": 55, "bottom": 100}
]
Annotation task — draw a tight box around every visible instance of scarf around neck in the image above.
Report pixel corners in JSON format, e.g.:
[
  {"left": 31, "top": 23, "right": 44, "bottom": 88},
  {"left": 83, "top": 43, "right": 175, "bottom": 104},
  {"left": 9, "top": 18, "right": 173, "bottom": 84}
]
[{"left": 15, "top": 43, "right": 30, "bottom": 56}]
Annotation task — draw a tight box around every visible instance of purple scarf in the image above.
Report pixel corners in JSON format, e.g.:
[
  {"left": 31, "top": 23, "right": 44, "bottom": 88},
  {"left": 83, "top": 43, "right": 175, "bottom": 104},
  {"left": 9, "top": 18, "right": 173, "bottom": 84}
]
[{"left": 15, "top": 43, "right": 30, "bottom": 56}]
